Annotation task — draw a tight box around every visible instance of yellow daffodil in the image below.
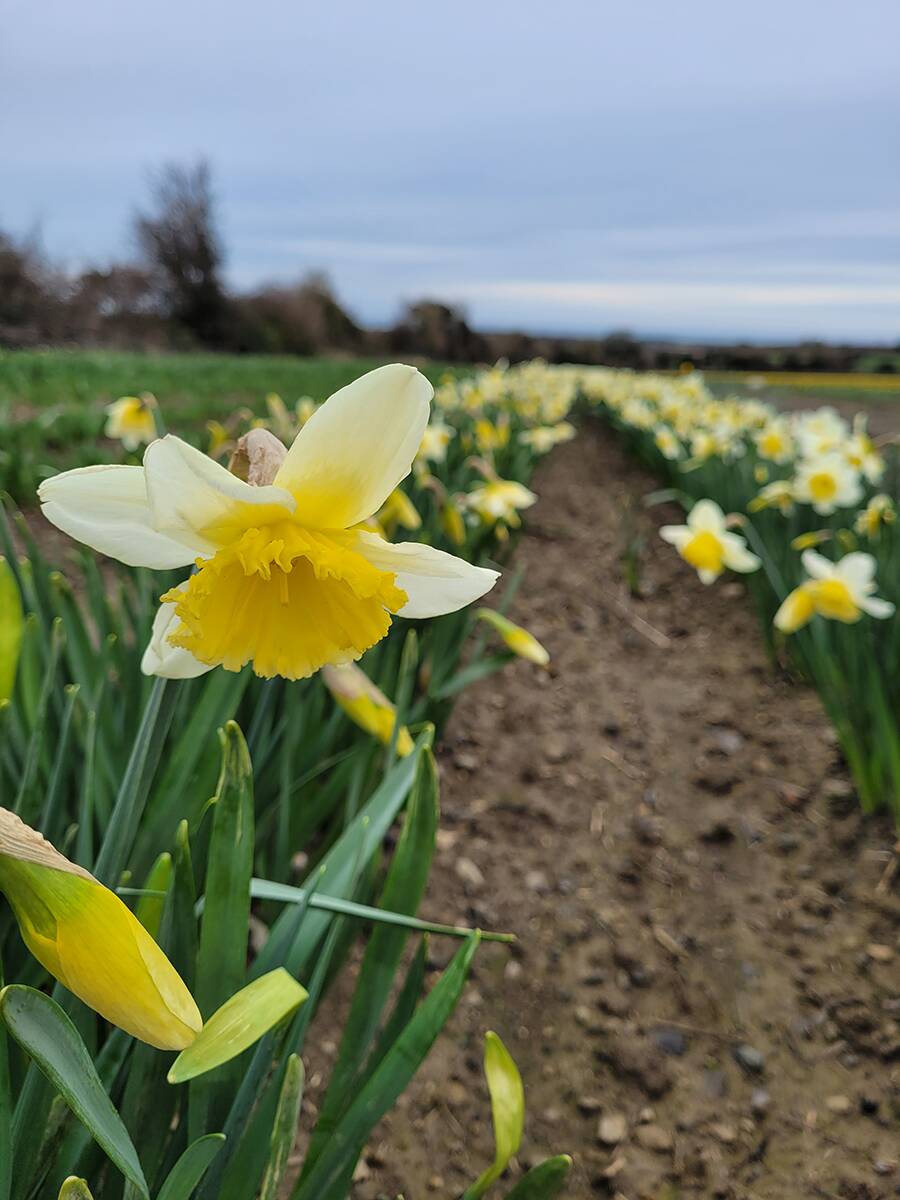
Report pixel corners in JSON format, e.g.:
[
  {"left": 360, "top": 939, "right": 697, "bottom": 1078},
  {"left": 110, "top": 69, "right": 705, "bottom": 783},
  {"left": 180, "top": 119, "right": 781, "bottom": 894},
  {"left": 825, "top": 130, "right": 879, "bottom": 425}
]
[
  {"left": 376, "top": 488, "right": 422, "bottom": 534},
  {"left": 265, "top": 392, "right": 294, "bottom": 442},
  {"left": 476, "top": 609, "right": 549, "bottom": 667},
  {"left": 321, "top": 662, "right": 414, "bottom": 755},
  {"left": 855, "top": 493, "right": 896, "bottom": 539},
  {"left": 748, "top": 479, "right": 795, "bottom": 515},
  {"left": 474, "top": 417, "right": 510, "bottom": 454},
  {"left": 296, "top": 396, "right": 318, "bottom": 426},
  {"left": 104, "top": 395, "right": 157, "bottom": 451},
  {"left": 464, "top": 479, "right": 537, "bottom": 528},
  {"left": 660, "top": 499, "right": 761, "bottom": 585},
  {"left": 774, "top": 550, "right": 895, "bottom": 633},
  {"left": 39, "top": 365, "right": 498, "bottom": 681},
  {"left": 519, "top": 422, "right": 576, "bottom": 454},
  {"left": 790, "top": 529, "right": 832, "bottom": 551},
  {"left": 416, "top": 420, "right": 455, "bottom": 465},
  {"left": 754, "top": 419, "right": 794, "bottom": 464},
  {"left": 206, "top": 420, "right": 231, "bottom": 458},
  {"left": 0, "top": 807, "right": 201, "bottom": 1049},
  {"left": 793, "top": 453, "right": 863, "bottom": 516},
  {"left": 441, "top": 500, "right": 467, "bottom": 547},
  {"left": 653, "top": 426, "right": 681, "bottom": 461}
]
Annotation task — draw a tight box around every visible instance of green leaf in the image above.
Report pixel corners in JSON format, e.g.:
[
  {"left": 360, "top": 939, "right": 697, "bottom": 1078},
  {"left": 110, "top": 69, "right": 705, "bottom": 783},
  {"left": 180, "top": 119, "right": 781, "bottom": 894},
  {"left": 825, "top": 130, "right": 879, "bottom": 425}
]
[
  {"left": 57, "top": 1179, "right": 94, "bottom": 1200},
  {"left": 135, "top": 852, "right": 172, "bottom": 939},
  {"left": 464, "top": 1032, "right": 525, "bottom": 1199},
  {"left": 169, "top": 969, "right": 307, "bottom": 1085},
  {"left": 155, "top": 1134, "right": 226, "bottom": 1200},
  {"left": 0, "top": 985, "right": 147, "bottom": 1197},
  {"left": 0, "top": 557, "right": 23, "bottom": 701},
  {"left": 260, "top": 1055, "right": 305, "bottom": 1200},
  {"left": 502, "top": 1155, "right": 572, "bottom": 1199},
  {"left": 0, "top": 965, "right": 10, "bottom": 1200},
  {"left": 291, "top": 933, "right": 480, "bottom": 1200}
]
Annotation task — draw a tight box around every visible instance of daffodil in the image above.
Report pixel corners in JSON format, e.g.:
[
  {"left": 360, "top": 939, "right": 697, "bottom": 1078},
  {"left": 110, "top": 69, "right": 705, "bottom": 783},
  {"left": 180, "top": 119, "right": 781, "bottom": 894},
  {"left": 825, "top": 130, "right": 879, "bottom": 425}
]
[
  {"left": 376, "top": 488, "right": 422, "bottom": 534},
  {"left": 846, "top": 416, "right": 885, "bottom": 483},
  {"left": 321, "top": 662, "right": 414, "bottom": 755},
  {"left": 793, "top": 453, "right": 863, "bottom": 516},
  {"left": 464, "top": 479, "right": 537, "bottom": 528},
  {"left": 0, "top": 807, "right": 201, "bottom": 1049},
  {"left": 296, "top": 396, "right": 318, "bottom": 426},
  {"left": 474, "top": 417, "right": 510, "bottom": 454},
  {"left": 660, "top": 499, "right": 761, "bottom": 585},
  {"left": 855, "top": 493, "right": 896, "bottom": 539},
  {"left": 748, "top": 479, "right": 795, "bottom": 515},
  {"left": 519, "top": 422, "right": 576, "bottom": 454},
  {"left": 774, "top": 550, "right": 895, "bottom": 633},
  {"left": 754, "top": 419, "right": 794, "bottom": 464},
  {"left": 105, "top": 395, "right": 157, "bottom": 450},
  {"left": 416, "top": 420, "right": 455, "bottom": 465},
  {"left": 653, "top": 426, "right": 681, "bottom": 461},
  {"left": 476, "top": 609, "right": 549, "bottom": 667},
  {"left": 39, "top": 365, "right": 498, "bottom": 681}
]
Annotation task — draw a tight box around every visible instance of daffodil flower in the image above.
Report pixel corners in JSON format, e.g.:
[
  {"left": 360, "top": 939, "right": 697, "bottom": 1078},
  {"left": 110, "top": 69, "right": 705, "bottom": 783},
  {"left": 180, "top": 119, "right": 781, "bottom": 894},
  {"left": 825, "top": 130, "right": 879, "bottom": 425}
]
[
  {"left": 476, "top": 609, "right": 549, "bottom": 667},
  {"left": 774, "top": 550, "right": 894, "bottom": 633},
  {"left": 660, "top": 499, "right": 761, "bottom": 585},
  {"left": 854, "top": 493, "right": 895, "bottom": 539},
  {"left": 105, "top": 395, "right": 157, "bottom": 450},
  {"left": 321, "top": 662, "right": 414, "bottom": 755},
  {"left": 793, "top": 453, "right": 862, "bottom": 515},
  {"left": 748, "top": 479, "right": 795, "bottom": 515},
  {"left": 0, "top": 807, "right": 201, "bottom": 1049},
  {"left": 416, "top": 419, "right": 455, "bottom": 465},
  {"left": 464, "top": 479, "right": 537, "bottom": 528},
  {"left": 519, "top": 422, "right": 576, "bottom": 454},
  {"left": 40, "top": 365, "right": 499, "bottom": 681}
]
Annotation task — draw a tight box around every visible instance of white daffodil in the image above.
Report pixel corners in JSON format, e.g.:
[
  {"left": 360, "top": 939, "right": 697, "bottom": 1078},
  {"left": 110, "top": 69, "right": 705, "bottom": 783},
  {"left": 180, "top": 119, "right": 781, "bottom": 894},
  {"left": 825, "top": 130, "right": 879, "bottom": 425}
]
[
  {"left": 464, "top": 479, "right": 537, "bottom": 528},
  {"left": 40, "top": 365, "right": 499, "bottom": 681},
  {"left": 416, "top": 419, "right": 455, "bottom": 465},
  {"left": 792, "top": 453, "right": 863, "bottom": 516},
  {"left": 105, "top": 395, "right": 157, "bottom": 450},
  {"left": 754, "top": 419, "right": 794, "bottom": 465},
  {"left": 774, "top": 550, "right": 895, "bottom": 633},
  {"left": 660, "top": 499, "right": 761, "bottom": 585},
  {"left": 653, "top": 426, "right": 681, "bottom": 460}
]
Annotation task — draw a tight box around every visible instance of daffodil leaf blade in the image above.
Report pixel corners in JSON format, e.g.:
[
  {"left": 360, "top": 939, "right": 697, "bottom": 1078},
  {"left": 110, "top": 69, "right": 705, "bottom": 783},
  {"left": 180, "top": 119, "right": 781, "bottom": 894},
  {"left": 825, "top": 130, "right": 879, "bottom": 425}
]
[
  {"left": 501, "top": 1155, "right": 573, "bottom": 1199},
  {"left": 0, "top": 985, "right": 148, "bottom": 1197},
  {"left": 0, "top": 557, "right": 23, "bottom": 702},
  {"left": 464, "top": 1031, "right": 526, "bottom": 1198},
  {"left": 155, "top": 1133, "right": 226, "bottom": 1200},
  {"left": 169, "top": 969, "right": 307, "bottom": 1085}
]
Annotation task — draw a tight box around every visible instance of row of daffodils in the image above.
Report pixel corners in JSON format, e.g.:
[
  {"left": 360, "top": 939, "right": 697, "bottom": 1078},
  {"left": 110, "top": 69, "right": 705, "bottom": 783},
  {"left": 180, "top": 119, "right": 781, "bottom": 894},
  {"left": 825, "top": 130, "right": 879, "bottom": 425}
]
[
  {"left": 581, "top": 366, "right": 899, "bottom": 820},
  {"left": 0, "top": 363, "right": 575, "bottom": 1200}
]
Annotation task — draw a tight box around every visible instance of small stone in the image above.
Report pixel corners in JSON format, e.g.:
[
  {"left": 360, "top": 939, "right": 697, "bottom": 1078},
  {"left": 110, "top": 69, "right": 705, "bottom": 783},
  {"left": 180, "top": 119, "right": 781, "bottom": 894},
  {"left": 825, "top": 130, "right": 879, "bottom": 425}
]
[
  {"left": 653, "top": 1027, "right": 688, "bottom": 1056},
  {"left": 733, "top": 1044, "right": 765, "bottom": 1074},
  {"left": 709, "top": 727, "right": 744, "bottom": 755},
  {"left": 750, "top": 1088, "right": 771, "bottom": 1116},
  {"left": 504, "top": 959, "right": 522, "bottom": 981},
  {"left": 866, "top": 943, "right": 894, "bottom": 963},
  {"left": 703, "top": 1070, "right": 729, "bottom": 1099},
  {"left": 428, "top": 1176, "right": 444, "bottom": 1191},
  {"left": 638, "top": 1107, "right": 655, "bottom": 1123},
  {"left": 524, "top": 869, "right": 550, "bottom": 894},
  {"left": 710, "top": 1122, "right": 737, "bottom": 1144},
  {"left": 455, "top": 857, "right": 485, "bottom": 890},
  {"left": 635, "top": 1124, "right": 673, "bottom": 1153},
  {"left": 576, "top": 1095, "right": 603, "bottom": 1115},
  {"left": 454, "top": 752, "right": 478, "bottom": 771},
  {"left": 873, "top": 1159, "right": 897, "bottom": 1176},
  {"left": 597, "top": 1112, "right": 628, "bottom": 1145},
  {"left": 826, "top": 1094, "right": 852, "bottom": 1115}
]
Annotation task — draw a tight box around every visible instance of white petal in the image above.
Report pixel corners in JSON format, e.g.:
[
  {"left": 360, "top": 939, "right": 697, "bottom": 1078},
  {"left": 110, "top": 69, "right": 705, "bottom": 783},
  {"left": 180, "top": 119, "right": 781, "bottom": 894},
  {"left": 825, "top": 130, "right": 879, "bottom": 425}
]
[
  {"left": 38, "top": 465, "right": 206, "bottom": 569},
  {"left": 722, "top": 534, "right": 761, "bottom": 574},
  {"left": 800, "top": 549, "right": 834, "bottom": 580},
  {"left": 659, "top": 524, "right": 690, "bottom": 548},
  {"left": 357, "top": 532, "right": 499, "bottom": 618},
  {"left": 860, "top": 595, "right": 895, "bottom": 620},
  {"left": 687, "top": 499, "right": 725, "bottom": 533},
  {"left": 698, "top": 568, "right": 719, "bottom": 585},
  {"left": 836, "top": 552, "right": 876, "bottom": 590},
  {"left": 144, "top": 436, "right": 295, "bottom": 546},
  {"left": 141, "top": 590, "right": 213, "bottom": 679},
  {"left": 274, "top": 364, "right": 432, "bottom": 529}
]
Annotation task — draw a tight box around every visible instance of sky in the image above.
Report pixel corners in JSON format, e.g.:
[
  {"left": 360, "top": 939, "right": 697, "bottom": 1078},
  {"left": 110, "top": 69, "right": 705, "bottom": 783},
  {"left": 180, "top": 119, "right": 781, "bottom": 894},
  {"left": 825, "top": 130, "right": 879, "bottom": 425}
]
[{"left": 3, "top": 0, "right": 899, "bottom": 343}]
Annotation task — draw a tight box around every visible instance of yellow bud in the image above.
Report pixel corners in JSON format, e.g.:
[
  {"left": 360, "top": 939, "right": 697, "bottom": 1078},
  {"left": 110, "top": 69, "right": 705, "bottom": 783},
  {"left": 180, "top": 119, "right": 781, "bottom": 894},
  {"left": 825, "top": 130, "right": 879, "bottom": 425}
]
[
  {"left": 321, "top": 664, "right": 414, "bottom": 755},
  {"left": 0, "top": 808, "right": 201, "bottom": 1050},
  {"left": 441, "top": 501, "right": 467, "bottom": 547},
  {"left": 476, "top": 609, "right": 550, "bottom": 667}
]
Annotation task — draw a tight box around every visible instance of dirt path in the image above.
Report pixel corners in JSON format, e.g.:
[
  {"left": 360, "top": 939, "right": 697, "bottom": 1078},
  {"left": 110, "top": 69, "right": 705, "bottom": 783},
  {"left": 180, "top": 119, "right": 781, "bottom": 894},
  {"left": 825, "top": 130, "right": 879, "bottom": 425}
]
[{"left": 312, "top": 423, "right": 899, "bottom": 1200}]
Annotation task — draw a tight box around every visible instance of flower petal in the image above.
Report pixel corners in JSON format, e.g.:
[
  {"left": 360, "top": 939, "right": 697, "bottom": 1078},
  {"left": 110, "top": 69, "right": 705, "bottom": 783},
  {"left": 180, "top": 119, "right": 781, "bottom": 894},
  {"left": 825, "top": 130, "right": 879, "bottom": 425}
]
[
  {"left": 860, "top": 595, "right": 895, "bottom": 620},
  {"left": 38, "top": 465, "right": 206, "bottom": 569},
  {"left": 356, "top": 532, "right": 499, "bottom": 618},
  {"left": 800, "top": 549, "right": 834, "bottom": 580},
  {"left": 274, "top": 364, "right": 432, "bottom": 529},
  {"left": 141, "top": 590, "right": 214, "bottom": 680},
  {"left": 659, "top": 524, "right": 691, "bottom": 548},
  {"left": 687, "top": 499, "right": 725, "bottom": 533},
  {"left": 144, "top": 436, "right": 296, "bottom": 547}
]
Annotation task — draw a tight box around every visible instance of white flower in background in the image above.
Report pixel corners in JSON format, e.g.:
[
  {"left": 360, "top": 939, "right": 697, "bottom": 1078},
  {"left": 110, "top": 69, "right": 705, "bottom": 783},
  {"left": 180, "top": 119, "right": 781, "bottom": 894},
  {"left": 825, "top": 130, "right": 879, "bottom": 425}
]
[
  {"left": 854, "top": 494, "right": 896, "bottom": 539},
  {"left": 105, "top": 395, "right": 157, "bottom": 450},
  {"left": 654, "top": 426, "right": 682, "bottom": 460},
  {"left": 754, "top": 419, "right": 795, "bottom": 464},
  {"left": 793, "top": 453, "right": 863, "bottom": 516},
  {"left": 40, "top": 365, "right": 499, "bottom": 681},
  {"left": 416, "top": 419, "right": 455, "bottom": 465},
  {"left": 774, "top": 550, "right": 895, "bottom": 632},
  {"left": 519, "top": 422, "right": 576, "bottom": 453},
  {"left": 845, "top": 416, "right": 885, "bottom": 484},
  {"left": 794, "top": 407, "right": 849, "bottom": 458},
  {"left": 660, "top": 499, "right": 761, "bottom": 585}
]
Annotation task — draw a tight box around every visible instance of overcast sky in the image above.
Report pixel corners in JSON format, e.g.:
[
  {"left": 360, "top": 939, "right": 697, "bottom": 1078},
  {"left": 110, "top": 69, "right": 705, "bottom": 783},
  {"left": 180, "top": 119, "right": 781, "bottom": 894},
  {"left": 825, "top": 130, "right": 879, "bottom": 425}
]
[{"left": 4, "top": 0, "right": 899, "bottom": 342}]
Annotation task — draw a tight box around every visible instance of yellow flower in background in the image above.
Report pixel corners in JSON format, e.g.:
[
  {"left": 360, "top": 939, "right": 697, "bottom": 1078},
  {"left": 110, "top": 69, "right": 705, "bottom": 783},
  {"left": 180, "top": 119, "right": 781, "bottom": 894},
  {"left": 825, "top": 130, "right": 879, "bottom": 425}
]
[
  {"left": 105, "top": 395, "right": 157, "bottom": 451},
  {"left": 660, "top": 499, "right": 761, "bottom": 585},
  {"left": 476, "top": 609, "right": 549, "bottom": 667},
  {"left": 754, "top": 419, "right": 794, "bottom": 464},
  {"left": 265, "top": 392, "right": 294, "bottom": 442},
  {"left": 474, "top": 417, "right": 510, "bottom": 454},
  {"left": 790, "top": 529, "right": 832, "bottom": 551},
  {"left": 0, "top": 807, "right": 201, "bottom": 1050},
  {"left": 519, "top": 422, "right": 576, "bottom": 454},
  {"left": 416, "top": 420, "right": 455, "bottom": 465},
  {"left": 321, "top": 662, "right": 414, "bottom": 756},
  {"left": 206, "top": 420, "right": 231, "bottom": 458},
  {"left": 465, "top": 479, "right": 537, "bottom": 528},
  {"left": 653, "top": 426, "right": 681, "bottom": 461},
  {"left": 774, "top": 550, "right": 895, "bottom": 633},
  {"left": 793, "top": 453, "right": 863, "bottom": 516},
  {"left": 377, "top": 488, "right": 422, "bottom": 534},
  {"left": 296, "top": 396, "right": 318, "bottom": 426},
  {"left": 748, "top": 478, "right": 795, "bottom": 515},
  {"left": 855, "top": 494, "right": 896, "bottom": 539},
  {"left": 846, "top": 416, "right": 885, "bottom": 483},
  {"left": 441, "top": 500, "right": 467, "bottom": 547},
  {"left": 40, "top": 365, "right": 498, "bottom": 681}
]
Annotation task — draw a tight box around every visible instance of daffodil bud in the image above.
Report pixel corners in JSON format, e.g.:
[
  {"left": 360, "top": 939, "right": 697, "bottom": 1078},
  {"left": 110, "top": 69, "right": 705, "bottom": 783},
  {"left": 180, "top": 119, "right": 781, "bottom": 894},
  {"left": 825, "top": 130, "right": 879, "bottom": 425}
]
[
  {"left": 321, "top": 663, "right": 414, "bottom": 756},
  {"left": 0, "top": 808, "right": 201, "bottom": 1050},
  {"left": 476, "top": 608, "right": 550, "bottom": 667}
]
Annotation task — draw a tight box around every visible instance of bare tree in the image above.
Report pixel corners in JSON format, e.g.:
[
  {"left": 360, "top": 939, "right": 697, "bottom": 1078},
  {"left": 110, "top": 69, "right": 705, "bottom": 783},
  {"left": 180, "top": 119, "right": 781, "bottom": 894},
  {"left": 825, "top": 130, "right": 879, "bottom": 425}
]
[{"left": 134, "top": 160, "right": 230, "bottom": 345}]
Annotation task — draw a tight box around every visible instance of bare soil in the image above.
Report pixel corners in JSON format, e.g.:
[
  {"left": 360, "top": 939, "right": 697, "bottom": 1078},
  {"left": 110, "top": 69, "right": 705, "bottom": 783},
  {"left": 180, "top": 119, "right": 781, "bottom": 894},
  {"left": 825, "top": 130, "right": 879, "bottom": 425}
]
[{"left": 309, "top": 422, "right": 900, "bottom": 1200}]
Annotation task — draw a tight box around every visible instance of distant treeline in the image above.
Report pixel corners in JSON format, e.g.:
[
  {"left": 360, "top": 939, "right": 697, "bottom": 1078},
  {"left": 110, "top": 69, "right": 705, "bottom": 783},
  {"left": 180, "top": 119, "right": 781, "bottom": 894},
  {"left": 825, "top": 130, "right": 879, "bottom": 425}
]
[{"left": 2, "top": 160, "right": 897, "bottom": 372}]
